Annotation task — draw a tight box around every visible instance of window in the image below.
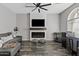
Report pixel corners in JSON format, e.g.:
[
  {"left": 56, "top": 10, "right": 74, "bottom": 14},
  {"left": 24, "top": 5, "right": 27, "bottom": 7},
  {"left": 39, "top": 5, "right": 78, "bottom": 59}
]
[{"left": 67, "top": 7, "right": 79, "bottom": 37}]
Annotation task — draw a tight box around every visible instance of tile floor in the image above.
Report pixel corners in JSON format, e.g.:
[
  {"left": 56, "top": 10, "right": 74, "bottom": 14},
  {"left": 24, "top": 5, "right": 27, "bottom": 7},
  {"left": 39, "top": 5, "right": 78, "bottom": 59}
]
[{"left": 17, "top": 41, "right": 70, "bottom": 56}]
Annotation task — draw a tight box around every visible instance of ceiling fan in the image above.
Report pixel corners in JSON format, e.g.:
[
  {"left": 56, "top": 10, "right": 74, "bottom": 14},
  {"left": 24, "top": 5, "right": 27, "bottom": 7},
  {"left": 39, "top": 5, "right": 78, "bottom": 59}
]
[{"left": 25, "top": 3, "right": 52, "bottom": 13}]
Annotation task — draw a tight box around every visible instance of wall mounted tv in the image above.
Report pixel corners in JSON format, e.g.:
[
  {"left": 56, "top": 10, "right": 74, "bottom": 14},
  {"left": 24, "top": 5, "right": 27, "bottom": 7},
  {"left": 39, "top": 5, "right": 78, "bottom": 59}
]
[{"left": 32, "top": 19, "right": 45, "bottom": 27}]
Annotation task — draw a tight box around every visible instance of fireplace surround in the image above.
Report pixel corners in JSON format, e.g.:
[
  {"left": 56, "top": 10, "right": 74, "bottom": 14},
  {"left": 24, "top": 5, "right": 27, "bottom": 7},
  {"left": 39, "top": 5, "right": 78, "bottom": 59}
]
[{"left": 30, "top": 18, "right": 46, "bottom": 41}]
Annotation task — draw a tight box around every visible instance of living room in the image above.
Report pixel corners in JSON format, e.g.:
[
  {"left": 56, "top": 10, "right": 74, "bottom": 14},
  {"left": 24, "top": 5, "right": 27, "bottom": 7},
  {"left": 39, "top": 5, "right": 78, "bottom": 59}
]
[{"left": 0, "top": 2, "right": 79, "bottom": 56}]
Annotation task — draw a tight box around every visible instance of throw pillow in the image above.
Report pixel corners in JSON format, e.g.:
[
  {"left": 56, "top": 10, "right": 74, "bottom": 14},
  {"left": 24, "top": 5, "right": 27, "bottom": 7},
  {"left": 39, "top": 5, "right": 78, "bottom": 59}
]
[
  {"left": 11, "top": 31, "right": 16, "bottom": 38},
  {"left": 1, "top": 37, "right": 7, "bottom": 43},
  {"left": 0, "top": 40, "right": 3, "bottom": 47},
  {"left": 7, "top": 35, "right": 13, "bottom": 40},
  {"left": 1, "top": 35, "right": 13, "bottom": 43}
]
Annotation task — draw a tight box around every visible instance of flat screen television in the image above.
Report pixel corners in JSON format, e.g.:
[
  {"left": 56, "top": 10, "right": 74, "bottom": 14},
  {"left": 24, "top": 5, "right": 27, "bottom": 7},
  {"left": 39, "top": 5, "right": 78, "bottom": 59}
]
[{"left": 32, "top": 19, "right": 45, "bottom": 27}]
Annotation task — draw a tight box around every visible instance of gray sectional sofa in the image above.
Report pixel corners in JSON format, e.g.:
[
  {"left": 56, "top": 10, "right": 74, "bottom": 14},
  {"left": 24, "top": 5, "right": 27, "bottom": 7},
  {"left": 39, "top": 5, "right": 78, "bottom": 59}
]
[{"left": 0, "top": 32, "right": 22, "bottom": 56}]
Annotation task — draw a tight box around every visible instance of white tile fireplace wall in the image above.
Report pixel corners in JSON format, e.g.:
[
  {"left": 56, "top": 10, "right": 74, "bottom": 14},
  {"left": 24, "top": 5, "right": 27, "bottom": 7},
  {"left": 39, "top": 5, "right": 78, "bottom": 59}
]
[
  {"left": 16, "top": 13, "right": 59, "bottom": 41},
  {"left": 30, "top": 13, "right": 46, "bottom": 41}
]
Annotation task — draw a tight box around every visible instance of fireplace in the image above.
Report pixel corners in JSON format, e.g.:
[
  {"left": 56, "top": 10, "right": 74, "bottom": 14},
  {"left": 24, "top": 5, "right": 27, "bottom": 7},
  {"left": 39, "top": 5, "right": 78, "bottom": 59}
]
[
  {"left": 30, "top": 30, "right": 46, "bottom": 41},
  {"left": 30, "top": 18, "right": 46, "bottom": 41},
  {"left": 32, "top": 32, "right": 45, "bottom": 38}
]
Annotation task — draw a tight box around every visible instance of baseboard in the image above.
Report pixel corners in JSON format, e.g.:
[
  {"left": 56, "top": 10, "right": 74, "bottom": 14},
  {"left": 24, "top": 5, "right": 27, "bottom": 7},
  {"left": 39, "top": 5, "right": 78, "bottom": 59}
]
[{"left": 22, "top": 39, "right": 30, "bottom": 41}]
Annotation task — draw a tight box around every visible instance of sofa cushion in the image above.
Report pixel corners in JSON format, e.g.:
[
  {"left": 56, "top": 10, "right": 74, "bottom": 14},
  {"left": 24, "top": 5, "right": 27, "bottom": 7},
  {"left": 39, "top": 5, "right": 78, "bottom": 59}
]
[
  {"left": 3, "top": 42, "right": 16, "bottom": 48},
  {"left": 2, "top": 38, "right": 17, "bottom": 48},
  {"left": 7, "top": 35, "right": 13, "bottom": 40}
]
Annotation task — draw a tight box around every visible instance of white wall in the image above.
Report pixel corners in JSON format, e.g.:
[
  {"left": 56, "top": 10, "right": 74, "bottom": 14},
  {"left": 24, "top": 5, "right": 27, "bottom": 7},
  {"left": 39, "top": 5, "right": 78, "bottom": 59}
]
[
  {"left": 46, "top": 14, "right": 59, "bottom": 40},
  {"left": 16, "top": 13, "right": 59, "bottom": 41},
  {"left": 16, "top": 14, "right": 30, "bottom": 41},
  {"left": 0, "top": 4, "right": 16, "bottom": 33}
]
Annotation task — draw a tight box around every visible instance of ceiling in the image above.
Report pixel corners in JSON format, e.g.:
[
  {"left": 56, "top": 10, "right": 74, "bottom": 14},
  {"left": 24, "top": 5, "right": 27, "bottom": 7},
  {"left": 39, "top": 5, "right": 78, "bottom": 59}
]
[{"left": 1, "top": 3, "right": 73, "bottom": 14}]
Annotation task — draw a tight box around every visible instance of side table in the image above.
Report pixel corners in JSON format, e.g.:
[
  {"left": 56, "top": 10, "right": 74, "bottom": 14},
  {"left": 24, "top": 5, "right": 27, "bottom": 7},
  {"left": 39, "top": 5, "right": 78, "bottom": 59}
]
[{"left": 15, "top": 36, "right": 22, "bottom": 44}]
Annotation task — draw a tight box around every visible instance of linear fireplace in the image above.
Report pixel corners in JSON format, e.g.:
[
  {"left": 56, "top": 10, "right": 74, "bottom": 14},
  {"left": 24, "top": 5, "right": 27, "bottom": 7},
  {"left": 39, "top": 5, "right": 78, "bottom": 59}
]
[
  {"left": 30, "top": 30, "right": 46, "bottom": 41},
  {"left": 32, "top": 32, "right": 45, "bottom": 38}
]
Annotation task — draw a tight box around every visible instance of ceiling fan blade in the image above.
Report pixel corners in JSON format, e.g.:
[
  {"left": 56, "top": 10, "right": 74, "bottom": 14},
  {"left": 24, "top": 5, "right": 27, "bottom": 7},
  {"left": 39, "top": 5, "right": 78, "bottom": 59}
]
[
  {"left": 38, "top": 9, "right": 40, "bottom": 13},
  {"left": 33, "top": 3, "right": 37, "bottom": 6},
  {"left": 40, "top": 7, "right": 48, "bottom": 11},
  {"left": 35, "top": 3, "right": 41, "bottom": 7},
  {"left": 40, "top": 3, "right": 51, "bottom": 7},
  {"left": 32, "top": 7, "right": 37, "bottom": 12}
]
